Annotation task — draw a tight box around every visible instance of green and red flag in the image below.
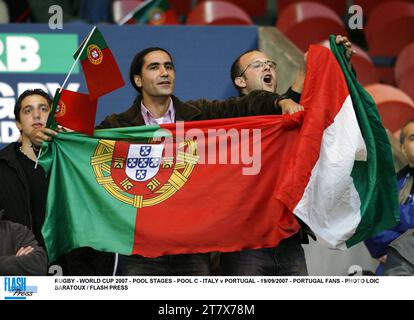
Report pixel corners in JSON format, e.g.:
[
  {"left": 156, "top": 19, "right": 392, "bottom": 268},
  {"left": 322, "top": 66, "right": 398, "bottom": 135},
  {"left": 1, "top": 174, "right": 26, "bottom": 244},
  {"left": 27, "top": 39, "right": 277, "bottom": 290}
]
[
  {"left": 54, "top": 89, "right": 97, "bottom": 136},
  {"left": 40, "top": 43, "right": 399, "bottom": 262},
  {"left": 74, "top": 27, "right": 125, "bottom": 99},
  {"left": 119, "top": 0, "right": 179, "bottom": 25},
  {"left": 40, "top": 116, "right": 300, "bottom": 262}
]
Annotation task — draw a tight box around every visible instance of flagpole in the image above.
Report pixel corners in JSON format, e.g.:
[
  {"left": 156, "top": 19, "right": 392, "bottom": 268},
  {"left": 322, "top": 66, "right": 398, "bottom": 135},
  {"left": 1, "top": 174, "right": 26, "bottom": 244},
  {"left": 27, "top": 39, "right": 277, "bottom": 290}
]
[
  {"left": 35, "top": 26, "right": 97, "bottom": 169},
  {"left": 60, "top": 26, "right": 97, "bottom": 93}
]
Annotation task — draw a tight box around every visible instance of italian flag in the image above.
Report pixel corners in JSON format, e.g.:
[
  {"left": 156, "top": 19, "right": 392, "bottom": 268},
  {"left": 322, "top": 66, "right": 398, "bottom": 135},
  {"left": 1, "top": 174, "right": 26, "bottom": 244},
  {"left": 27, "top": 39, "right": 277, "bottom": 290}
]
[{"left": 277, "top": 37, "right": 400, "bottom": 249}]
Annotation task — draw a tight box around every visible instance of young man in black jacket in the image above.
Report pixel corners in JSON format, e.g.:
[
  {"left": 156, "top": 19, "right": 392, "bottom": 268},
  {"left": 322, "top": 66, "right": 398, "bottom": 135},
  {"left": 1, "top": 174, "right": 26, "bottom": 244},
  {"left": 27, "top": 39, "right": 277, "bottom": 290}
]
[{"left": 0, "top": 89, "right": 52, "bottom": 249}]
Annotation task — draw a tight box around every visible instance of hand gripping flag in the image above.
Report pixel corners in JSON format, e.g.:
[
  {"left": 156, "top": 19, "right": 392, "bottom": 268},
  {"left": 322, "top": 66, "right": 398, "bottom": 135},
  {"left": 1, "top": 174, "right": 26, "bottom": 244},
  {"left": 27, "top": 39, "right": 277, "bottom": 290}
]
[{"left": 73, "top": 27, "right": 125, "bottom": 99}]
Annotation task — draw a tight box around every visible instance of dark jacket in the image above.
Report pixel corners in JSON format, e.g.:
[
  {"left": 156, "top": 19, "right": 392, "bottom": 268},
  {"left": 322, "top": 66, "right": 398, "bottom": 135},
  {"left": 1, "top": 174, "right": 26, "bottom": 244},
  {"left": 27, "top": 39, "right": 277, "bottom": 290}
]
[
  {"left": 383, "top": 229, "right": 414, "bottom": 276},
  {"left": 0, "top": 143, "right": 33, "bottom": 228},
  {"left": 0, "top": 210, "right": 48, "bottom": 276},
  {"left": 97, "top": 91, "right": 282, "bottom": 128}
]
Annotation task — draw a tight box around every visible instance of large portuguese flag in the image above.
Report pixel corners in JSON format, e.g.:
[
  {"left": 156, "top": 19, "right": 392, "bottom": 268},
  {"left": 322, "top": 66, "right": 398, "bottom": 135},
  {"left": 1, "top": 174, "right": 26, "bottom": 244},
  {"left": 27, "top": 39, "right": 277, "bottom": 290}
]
[
  {"left": 41, "top": 43, "right": 399, "bottom": 262},
  {"left": 40, "top": 116, "right": 300, "bottom": 262}
]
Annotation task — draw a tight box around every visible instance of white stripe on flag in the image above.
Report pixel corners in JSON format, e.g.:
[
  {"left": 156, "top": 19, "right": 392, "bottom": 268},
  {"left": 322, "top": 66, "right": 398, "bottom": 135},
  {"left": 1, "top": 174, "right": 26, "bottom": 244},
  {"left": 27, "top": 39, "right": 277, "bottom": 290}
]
[{"left": 294, "top": 95, "right": 367, "bottom": 249}]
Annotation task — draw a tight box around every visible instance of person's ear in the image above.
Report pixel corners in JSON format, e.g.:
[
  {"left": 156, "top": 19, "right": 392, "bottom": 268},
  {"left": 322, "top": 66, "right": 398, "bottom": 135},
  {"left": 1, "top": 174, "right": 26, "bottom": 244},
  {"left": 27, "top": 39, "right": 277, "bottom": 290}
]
[
  {"left": 234, "top": 76, "right": 247, "bottom": 90},
  {"left": 16, "top": 121, "right": 22, "bottom": 132},
  {"left": 134, "top": 75, "right": 142, "bottom": 89}
]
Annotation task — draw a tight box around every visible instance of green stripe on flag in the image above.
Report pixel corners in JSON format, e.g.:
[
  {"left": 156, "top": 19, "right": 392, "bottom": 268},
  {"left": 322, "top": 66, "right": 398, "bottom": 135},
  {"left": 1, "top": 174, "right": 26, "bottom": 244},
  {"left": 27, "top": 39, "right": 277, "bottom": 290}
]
[
  {"left": 40, "top": 126, "right": 171, "bottom": 262},
  {"left": 73, "top": 28, "right": 108, "bottom": 61},
  {"left": 329, "top": 35, "right": 400, "bottom": 247}
]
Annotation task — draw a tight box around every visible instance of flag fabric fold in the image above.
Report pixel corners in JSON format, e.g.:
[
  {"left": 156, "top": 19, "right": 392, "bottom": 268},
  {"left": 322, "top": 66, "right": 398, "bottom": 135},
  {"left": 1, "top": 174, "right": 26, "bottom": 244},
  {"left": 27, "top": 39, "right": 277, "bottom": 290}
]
[
  {"left": 276, "top": 40, "right": 399, "bottom": 249},
  {"left": 74, "top": 27, "right": 125, "bottom": 99}
]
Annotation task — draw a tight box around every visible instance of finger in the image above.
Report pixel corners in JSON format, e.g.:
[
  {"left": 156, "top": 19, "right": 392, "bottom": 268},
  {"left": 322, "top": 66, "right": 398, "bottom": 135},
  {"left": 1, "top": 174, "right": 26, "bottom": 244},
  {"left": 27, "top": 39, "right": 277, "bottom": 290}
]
[
  {"left": 21, "top": 247, "right": 34, "bottom": 256},
  {"left": 16, "top": 247, "right": 25, "bottom": 256},
  {"left": 335, "top": 35, "right": 341, "bottom": 44},
  {"left": 42, "top": 128, "right": 58, "bottom": 137},
  {"left": 16, "top": 246, "right": 33, "bottom": 256}
]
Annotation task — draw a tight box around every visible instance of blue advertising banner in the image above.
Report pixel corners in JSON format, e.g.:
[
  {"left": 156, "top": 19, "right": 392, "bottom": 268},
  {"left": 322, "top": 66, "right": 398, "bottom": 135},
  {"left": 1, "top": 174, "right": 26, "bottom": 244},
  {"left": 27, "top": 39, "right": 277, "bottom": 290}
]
[{"left": 0, "top": 23, "right": 258, "bottom": 148}]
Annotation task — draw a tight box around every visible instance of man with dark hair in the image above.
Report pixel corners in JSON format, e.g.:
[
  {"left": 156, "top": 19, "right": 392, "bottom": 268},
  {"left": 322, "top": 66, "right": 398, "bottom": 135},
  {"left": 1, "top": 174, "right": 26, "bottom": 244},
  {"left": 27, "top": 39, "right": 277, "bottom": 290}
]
[
  {"left": 0, "top": 89, "right": 53, "bottom": 248},
  {"left": 94, "top": 47, "right": 303, "bottom": 276}
]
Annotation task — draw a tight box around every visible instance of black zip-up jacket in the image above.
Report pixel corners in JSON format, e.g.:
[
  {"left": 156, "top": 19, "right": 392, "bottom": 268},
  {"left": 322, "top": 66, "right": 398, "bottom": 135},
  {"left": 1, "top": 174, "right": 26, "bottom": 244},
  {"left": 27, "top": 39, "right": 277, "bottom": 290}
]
[{"left": 0, "top": 143, "right": 33, "bottom": 228}]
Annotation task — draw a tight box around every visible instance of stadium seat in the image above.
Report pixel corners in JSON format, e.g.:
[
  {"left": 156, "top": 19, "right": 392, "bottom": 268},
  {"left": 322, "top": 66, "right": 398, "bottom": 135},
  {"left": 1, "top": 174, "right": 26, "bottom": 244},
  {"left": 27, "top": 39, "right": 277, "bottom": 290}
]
[
  {"left": 198, "top": 0, "right": 267, "bottom": 17},
  {"left": 353, "top": 0, "right": 414, "bottom": 18},
  {"left": 365, "top": 84, "right": 414, "bottom": 133},
  {"left": 276, "top": 2, "right": 348, "bottom": 52},
  {"left": 351, "top": 45, "right": 380, "bottom": 86},
  {"left": 395, "top": 43, "right": 414, "bottom": 85},
  {"left": 169, "top": 0, "right": 192, "bottom": 17},
  {"left": 277, "top": 0, "right": 348, "bottom": 17},
  {"left": 186, "top": 1, "right": 253, "bottom": 25},
  {"left": 398, "top": 70, "right": 414, "bottom": 101},
  {"left": 395, "top": 43, "right": 414, "bottom": 100},
  {"left": 365, "top": 1, "right": 414, "bottom": 49},
  {"left": 365, "top": 2, "right": 414, "bottom": 84}
]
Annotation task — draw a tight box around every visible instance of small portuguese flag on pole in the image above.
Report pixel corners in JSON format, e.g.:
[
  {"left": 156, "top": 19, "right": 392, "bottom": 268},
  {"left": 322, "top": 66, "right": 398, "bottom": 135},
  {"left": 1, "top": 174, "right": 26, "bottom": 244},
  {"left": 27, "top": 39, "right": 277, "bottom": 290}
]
[{"left": 73, "top": 27, "right": 125, "bottom": 99}]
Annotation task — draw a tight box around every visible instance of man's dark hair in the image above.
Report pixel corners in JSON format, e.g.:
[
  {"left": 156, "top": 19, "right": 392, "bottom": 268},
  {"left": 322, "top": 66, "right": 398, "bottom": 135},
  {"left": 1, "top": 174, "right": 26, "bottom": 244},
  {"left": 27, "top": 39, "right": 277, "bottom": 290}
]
[
  {"left": 230, "top": 49, "right": 259, "bottom": 95},
  {"left": 400, "top": 119, "right": 414, "bottom": 144},
  {"left": 129, "top": 47, "right": 174, "bottom": 93},
  {"left": 14, "top": 89, "right": 52, "bottom": 122}
]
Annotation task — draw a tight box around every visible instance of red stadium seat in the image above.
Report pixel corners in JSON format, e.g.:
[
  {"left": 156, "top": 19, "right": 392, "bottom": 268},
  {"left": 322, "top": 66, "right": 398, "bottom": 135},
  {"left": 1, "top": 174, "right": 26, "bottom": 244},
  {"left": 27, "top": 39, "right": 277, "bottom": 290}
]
[
  {"left": 198, "top": 0, "right": 267, "bottom": 17},
  {"left": 349, "top": 44, "right": 379, "bottom": 86},
  {"left": 365, "top": 2, "right": 414, "bottom": 84},
  {"left": 277, "top": 0, "right": 348, "bottom": 17},
  {"left": 398, "top": 70, "right": 414, "bottom": 101},
  {"left": 365, "top": 1, "right": 414, "bottom": 48},
  {"left": 169, "top": 0, "right": 192, "bottom": 17},
  {"left": 395, "top": 43, "right": 414, "bottom": 85},
  {"left": 365, "top": 84, "right": 414, "bottom": 132},
  {"left": 276, "top": 2, "right": 348, "bottom": 52},
  {"left": 186, "top": 1, "right": 253, "bottom": 25},
  {"left": 353, "top": 0, "right": 414, "bottom": 18}
]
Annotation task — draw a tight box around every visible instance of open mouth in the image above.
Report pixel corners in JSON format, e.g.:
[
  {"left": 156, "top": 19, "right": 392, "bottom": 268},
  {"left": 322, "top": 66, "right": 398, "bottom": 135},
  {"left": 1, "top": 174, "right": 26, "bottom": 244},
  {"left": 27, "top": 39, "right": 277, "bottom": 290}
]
[{"left": 263, "top": 74, "right": 273, "bottom": 84}]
